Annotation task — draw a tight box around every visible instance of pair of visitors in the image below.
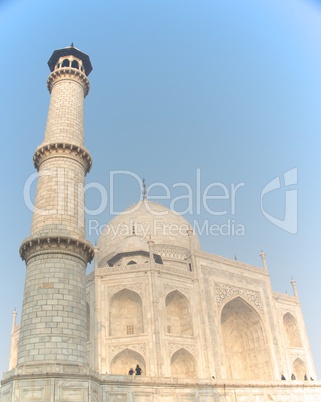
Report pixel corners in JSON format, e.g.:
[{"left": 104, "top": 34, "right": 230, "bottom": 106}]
[{"left": 128, "top": 364, "right": 143, "bottom": 376}]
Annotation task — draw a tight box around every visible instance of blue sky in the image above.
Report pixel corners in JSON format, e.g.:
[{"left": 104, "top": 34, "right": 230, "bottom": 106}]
[{"left": 0, "top": 0, "right": 321, "bottom": 378}]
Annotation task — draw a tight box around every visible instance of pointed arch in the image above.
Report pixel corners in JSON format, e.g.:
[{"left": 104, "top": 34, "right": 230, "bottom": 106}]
[
  {"left": 283, "top": 313, "right": 303, "bottom": 348},
  {"left": 109, "top": 289, "right": 143, "bottom": 336},
  {"left": 293, "top": 358, "right": 307, "bottom": 381},
  {"left": 221, "top": 296, "right": 272, "bottom": 380},
  {"left": 165, "top": 291, "right": 193, "bottom": 336},
  {"left": 71, "top": 59, "right": 79, "bottom": 69},
  {"left": 110, "top": 348, "right": 145, "bottom": 375},
  {"left": 170, "top": 348, "right": 197, "bottom": 378}
]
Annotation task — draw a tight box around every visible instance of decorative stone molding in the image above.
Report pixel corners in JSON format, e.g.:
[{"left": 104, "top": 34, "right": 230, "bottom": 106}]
[
  {"left": 20, "top": 236, "right": 94, "bottom": 264},
  {"left": 168, "top": 343, "right": 197, "bottom": 359},
  {"left": 108, "top": 283, "right": 143, "bottom": 298},
  {"left": 33, "top": 143, "right": 92, "bottom": 173},
  {"left": 215, "top": 283, "right": 263, "bottom": 313},
  {"left": 164, "top": 284, "right": 190, "bottom": 301},
  {"left": 198, "top": 251, "right": 266, "bottom": 274},
  {"left": 98, "top": 263, "right": 148, "bottom": 275},
  {"left": 47, "top": 67, "right": 90, "bottom": 96},
  {"left": 161, "top": 265, "right": 194, "bottom": 278},
  {"left": 98, "top": 262, "right": 194, "bottom": 278},
  {"left": 153, "top": 244, "right": 189, "bottom": 260},
  {"left": 290, "top": 353, "right": 307, "bottom": 363},
  {"left": 202, "top": 264, "right": 264, "bottom": 289},
  {"left": 108, "top": 343, "right": 146, "bottom": 360}
]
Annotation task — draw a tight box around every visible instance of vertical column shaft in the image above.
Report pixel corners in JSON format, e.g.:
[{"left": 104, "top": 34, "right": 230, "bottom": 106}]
[{"left": 18, "top": 59, "right": 93, "bottom": 367}]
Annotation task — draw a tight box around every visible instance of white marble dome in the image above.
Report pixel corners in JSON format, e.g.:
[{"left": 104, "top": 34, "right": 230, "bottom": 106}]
[{"left": 97, "top": 200, "right": 200, "bottom": 265}]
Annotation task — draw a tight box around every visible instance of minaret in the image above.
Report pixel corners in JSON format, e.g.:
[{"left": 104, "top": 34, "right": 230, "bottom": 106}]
[
  {"left": 17, "top": 45, "right": 94, "bottom": 367},
  {"left": 291, "top": 277, "right": 298, "bottom": 298},
  {"left": 260, "top": 250, "right": 268, "bottom": 271}
]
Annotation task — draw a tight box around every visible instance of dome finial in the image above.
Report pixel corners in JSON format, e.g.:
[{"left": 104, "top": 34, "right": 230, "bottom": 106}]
[{"left": 142, "top": 178, "right": 147, "bottom": 200}]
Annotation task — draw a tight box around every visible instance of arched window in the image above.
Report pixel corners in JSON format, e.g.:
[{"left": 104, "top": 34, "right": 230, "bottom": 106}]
[
  {"left": 110, "top": 349, "right": 145, "bottom": 375},
  {"left": 109, "top": 289, "right": 143, "bottom": 336},
  {"left": 283, "top": 313, "right": 303, "bottom": 348},
  {"left": 71, "top": 60, "right": 79, "bottom": 69},
  {"left": 165, "top": 291, "right": 193, "bottom": 336},
  {"left": 221, "top": 297, "right": 272, "bottom": 380},
  {"left": 170, "top": 349, "right": 197, "bottom": 378},
  {"left": 62, "top": 59, "right": 70, "bottom": 67}
]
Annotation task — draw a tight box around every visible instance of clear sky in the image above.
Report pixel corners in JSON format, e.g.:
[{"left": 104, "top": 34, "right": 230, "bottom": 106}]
[{"left": 0, "top": 0, "right": 321, "bottom": 379}]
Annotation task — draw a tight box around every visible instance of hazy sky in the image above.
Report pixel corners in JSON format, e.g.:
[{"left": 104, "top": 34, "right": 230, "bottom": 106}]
[{"left": 0, "top": 0, "right": 321, "bottom": 379}]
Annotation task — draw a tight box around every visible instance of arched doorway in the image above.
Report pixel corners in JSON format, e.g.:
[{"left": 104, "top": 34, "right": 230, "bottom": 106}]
[
  {"left": 221, "top": 297, "right": 272, "bottom": 380},
  {"left": 110, "top": 349, "right": 145, "bottom": 375},
  {"left": 293, "top": 358, "right": 307, "bottom": 380}
]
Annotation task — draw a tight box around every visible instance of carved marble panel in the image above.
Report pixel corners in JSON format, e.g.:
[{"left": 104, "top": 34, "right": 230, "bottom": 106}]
[
  {"left": 215, "top": 283, "right": 263, "bottom": 313},
  {"left": 108, "top": 343, "right": 147, "bottom": 360}
]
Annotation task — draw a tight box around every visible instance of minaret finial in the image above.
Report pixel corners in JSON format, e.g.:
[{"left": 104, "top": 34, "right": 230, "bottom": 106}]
[
  {"left": 291, "top": 277, "right": 298, "bottom": 298},
  {"left": 71, "top": 42, "right": 74, "bottom": 47},
  {"left": 260, "top": 250, "right": 267, "bottom": 270},
  {"left": 142, "top": 178, "right": 147, "bottom": 200}
]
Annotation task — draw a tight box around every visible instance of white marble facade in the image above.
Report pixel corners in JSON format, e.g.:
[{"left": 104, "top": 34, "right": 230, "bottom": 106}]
[{"left": 87, "top": 200, "right": 316, "bottom": 382}]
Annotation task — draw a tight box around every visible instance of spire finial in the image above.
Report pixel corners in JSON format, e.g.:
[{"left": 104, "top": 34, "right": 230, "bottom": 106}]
[
  {"left": 70, "top": 42, "right": 74, "bottom": 48},
  {"left": 291, "top": 277, "right": 298, "bottom": 298},
  {"left": 260, "top": 250, "right": 267, "bottom": 270},
  {"left": 142, "top": 178, "right": 147, "bottom": 200}
]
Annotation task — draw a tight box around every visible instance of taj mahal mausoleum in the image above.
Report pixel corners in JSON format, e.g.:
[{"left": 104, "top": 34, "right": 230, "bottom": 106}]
[{"left": 1, "top": 45, "right": 320, "bottom": 402}]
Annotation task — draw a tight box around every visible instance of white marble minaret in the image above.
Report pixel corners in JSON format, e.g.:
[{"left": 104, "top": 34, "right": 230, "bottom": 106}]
[{"left": 18, "top": 45, "right": 94, "bottom": 367}]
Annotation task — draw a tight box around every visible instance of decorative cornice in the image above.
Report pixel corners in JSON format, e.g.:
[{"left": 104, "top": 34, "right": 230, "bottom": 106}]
[
  {"left": 47, "top": 67, "right": 90, "bottom": 96},
  {"left": 33, "top": 143, "right": 92, "bottom": 174},
  {"left": 20, "top": 236, "right": 94, "bottom": 264}
]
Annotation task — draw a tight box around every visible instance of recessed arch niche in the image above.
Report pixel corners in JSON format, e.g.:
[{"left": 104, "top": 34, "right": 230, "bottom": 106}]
[
  {"left": 170, "top": 348, "right": 197, "bottom": 378},
  {"left": 293, "top": 358, "right": 307, "bottom": 380},
  {"left": 110, "top": 349, "right": 145, "bottom": 375},
  {"left": 165, "top": 291, "right": 193, "bottom": 336},
  {"left": 109, "top": 289, "right": 143, "bottom": 336},
  {"left": 221, "top": 297, "right": 272, "bottom": 380},
  {"left": 283, "top": 313, "right": 303, "bottom": 348}
]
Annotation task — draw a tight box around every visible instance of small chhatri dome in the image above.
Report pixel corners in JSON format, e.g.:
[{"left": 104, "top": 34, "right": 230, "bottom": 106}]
[
  {"left": 48, "top": 44, "right": 93, "bottom": 76},
  {"left": 97, "top": 200, "right": 200, "bottom": 266}
]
